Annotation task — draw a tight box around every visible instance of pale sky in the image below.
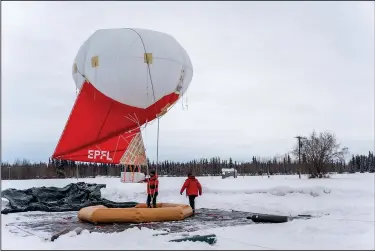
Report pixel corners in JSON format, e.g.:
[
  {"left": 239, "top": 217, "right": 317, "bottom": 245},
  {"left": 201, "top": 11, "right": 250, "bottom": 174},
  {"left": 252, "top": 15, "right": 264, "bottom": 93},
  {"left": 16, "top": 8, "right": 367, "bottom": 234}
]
[{"left": 2, "top": 1, "right": 374, "bottom": 163}]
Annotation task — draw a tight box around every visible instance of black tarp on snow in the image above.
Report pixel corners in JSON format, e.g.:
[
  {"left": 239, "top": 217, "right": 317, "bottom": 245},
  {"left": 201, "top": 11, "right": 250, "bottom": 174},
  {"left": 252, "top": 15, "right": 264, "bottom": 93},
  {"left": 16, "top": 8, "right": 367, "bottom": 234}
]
[{"left": 1, "top": 182, "right": 138, "bottom": 214}]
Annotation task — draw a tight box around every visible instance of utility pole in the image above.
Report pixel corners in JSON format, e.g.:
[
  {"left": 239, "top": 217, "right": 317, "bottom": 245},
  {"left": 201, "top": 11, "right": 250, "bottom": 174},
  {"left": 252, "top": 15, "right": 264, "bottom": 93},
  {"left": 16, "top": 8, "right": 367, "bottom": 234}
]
[{"left": 295, "top": 136, "right": 307, "bottom": 179}]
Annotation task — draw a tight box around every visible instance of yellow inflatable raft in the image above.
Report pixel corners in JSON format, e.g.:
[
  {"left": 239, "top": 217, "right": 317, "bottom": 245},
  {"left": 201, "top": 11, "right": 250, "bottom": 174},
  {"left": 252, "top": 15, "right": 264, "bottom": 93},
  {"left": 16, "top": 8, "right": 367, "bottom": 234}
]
[{"left": 78, "top": 203, "right": 193, "bottom": 224}]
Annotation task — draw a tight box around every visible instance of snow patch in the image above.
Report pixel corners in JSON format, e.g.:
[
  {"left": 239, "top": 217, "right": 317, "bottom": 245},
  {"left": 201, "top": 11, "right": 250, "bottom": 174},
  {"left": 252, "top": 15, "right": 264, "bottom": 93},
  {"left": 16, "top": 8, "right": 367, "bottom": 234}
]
[
  {"left": 2, "top": 197, "right": 10, "bottom": 211},
  {"left": 204, "top": 186, "right": 332, "bottom": 197}
]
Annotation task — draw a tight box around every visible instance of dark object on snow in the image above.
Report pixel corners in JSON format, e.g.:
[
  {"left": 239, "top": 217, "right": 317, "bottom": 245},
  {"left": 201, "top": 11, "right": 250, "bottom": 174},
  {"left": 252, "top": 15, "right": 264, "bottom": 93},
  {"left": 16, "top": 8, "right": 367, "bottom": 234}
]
[
  {"left": 50, "top": 227, "right": 85, "bottom": 242},
  {"left": 169, "top": 234, "right": 217, "bottom": 245},
  {"left": 289, "top": 214, "right": 313, "bottom": 221},
  {"left": 153, "top": 232, "right": 170, "bottom": 236},
  {"left": 297, "top": 214, "right": 312, "bottom": 218},
  {"left": 1, "top": 182, "right": 138, "bottom": 214},
  {"left": 247, "top": 214, "right": 288, "bottom": 223}
]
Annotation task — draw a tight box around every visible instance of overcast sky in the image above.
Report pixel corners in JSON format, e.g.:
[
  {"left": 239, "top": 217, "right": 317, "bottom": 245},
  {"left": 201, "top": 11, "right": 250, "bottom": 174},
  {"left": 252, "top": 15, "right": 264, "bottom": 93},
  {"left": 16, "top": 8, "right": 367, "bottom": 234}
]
[{"left": 2, "top": 1, "right": 374, "bottom": 163}]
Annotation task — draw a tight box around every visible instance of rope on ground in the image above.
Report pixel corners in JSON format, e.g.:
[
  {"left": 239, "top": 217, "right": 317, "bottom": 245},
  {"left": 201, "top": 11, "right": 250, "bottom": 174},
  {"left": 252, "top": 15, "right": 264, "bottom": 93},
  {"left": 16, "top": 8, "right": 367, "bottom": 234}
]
[
  {"left": 316, "top": 217, "right": 375, "bottom": 224},
  {"left": 199, "top": 229, "right": 277, "bottom": 250},
  {"left": 195, "top": 214, "right": 375, "bottom": 249}
]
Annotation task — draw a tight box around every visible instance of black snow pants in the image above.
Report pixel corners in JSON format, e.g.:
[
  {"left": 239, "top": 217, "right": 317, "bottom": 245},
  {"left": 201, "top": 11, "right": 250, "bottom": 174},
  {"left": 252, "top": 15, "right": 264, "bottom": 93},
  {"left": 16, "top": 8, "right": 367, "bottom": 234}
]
[
  {"left": 188, "top": 195, "right": 197, "bottom": 213},
  {"left": 147, "top": 192, "right": 158, "bottom": 208}
]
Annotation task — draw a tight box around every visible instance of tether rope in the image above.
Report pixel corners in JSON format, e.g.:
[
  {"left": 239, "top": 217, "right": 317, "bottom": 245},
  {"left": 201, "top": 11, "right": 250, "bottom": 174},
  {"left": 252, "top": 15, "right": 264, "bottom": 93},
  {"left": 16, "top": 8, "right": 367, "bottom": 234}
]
[{"left": 127, "top": 28, "right": 159, "bottom": 206}]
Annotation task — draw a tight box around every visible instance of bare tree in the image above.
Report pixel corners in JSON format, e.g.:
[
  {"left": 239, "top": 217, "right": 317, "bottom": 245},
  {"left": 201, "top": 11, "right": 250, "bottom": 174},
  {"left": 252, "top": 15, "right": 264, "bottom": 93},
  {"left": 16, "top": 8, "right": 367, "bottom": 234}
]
[{"left": 293, "top": 131, "right": 349, "bottom": 178}]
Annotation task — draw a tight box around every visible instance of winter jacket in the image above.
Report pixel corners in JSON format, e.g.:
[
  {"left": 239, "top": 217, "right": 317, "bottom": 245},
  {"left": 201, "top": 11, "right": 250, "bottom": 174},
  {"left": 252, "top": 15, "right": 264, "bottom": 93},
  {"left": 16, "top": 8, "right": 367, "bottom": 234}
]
[
  {"left": 144, "top": 174, "right": 159, "bottom": 195},
  {"left": 180, "top": 176, "right": 202, "bottom": 196}
]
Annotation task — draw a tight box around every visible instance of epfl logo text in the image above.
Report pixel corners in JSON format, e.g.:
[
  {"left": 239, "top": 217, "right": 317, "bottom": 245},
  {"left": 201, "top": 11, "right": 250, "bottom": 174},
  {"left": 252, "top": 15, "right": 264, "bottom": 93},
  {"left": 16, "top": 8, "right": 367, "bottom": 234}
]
[{"left": 87, "top": 150, "right": 113, "bottom": 161}]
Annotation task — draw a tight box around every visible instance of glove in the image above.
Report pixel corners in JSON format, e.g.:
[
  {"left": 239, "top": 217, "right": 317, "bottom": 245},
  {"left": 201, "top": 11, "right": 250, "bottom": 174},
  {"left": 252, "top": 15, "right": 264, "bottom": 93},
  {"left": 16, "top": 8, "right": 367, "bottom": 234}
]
[{"left": 180, "top": 192, "right": 183, "bottom": 195}]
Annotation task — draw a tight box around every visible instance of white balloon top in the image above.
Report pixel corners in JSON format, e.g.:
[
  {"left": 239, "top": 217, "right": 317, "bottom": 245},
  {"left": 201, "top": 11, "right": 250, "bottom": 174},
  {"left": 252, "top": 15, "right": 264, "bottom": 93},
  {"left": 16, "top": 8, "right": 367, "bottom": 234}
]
[{"left": 72, "top": 28, "right": 193, "bottom": 108}]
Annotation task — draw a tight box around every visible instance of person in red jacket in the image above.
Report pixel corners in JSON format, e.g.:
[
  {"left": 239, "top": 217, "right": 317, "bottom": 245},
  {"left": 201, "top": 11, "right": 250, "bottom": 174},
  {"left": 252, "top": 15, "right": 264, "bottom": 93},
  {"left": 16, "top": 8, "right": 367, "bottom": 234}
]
[
  {"left": 180, "top": 173, "right": 202, "bottom": 214},
  {"left": 142, "top": 170, "right": 159, "bottom": 208}
]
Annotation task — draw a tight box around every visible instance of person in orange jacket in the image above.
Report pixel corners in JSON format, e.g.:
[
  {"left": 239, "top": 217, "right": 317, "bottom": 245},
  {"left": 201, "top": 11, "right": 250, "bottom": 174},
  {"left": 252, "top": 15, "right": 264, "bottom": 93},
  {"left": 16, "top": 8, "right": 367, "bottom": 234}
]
[
  {"left": 180, "top": 173, "right": 202, "bottom": 214},
  {"left": 141, "top": 170, "right": 159, "bottom": 208}
]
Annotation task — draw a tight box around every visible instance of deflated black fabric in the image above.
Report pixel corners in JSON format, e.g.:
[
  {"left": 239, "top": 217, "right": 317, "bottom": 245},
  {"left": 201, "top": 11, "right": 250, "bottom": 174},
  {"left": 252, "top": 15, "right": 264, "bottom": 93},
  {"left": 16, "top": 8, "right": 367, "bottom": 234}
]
[{"left": 1, "top": 182, "right": 138, "bottom": 214}]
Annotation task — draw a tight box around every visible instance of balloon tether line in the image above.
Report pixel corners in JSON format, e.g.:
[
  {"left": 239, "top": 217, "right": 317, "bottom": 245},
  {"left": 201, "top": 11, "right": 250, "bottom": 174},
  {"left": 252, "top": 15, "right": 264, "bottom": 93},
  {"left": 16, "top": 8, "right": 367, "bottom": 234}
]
[{"left": 126, "top": 28, "right": 159, "bottom": 207}]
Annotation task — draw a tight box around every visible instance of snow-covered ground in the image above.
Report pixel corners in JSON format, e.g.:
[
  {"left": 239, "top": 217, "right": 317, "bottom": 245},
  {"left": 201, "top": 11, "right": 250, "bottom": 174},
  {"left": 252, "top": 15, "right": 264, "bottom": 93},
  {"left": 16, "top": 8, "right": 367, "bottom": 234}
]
[{"left": 1, "top": 173, "right": 374, "bottom": 250}]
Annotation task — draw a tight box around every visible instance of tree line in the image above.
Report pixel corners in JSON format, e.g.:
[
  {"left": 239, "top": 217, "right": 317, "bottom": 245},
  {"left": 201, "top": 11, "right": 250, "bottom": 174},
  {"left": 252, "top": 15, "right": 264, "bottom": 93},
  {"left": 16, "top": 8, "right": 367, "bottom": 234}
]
[
  {"left": 349, "top": 152, "right": 375, "bottom": 173},
  {"left": 1, "top": 131, "right": 374, "bottom": 180},
  {"left": 1, "top": 152, "right": 373, "bottom": 180}
]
